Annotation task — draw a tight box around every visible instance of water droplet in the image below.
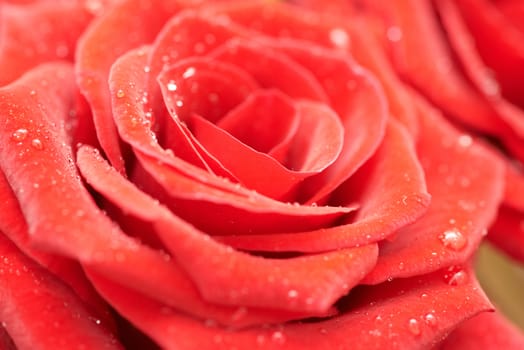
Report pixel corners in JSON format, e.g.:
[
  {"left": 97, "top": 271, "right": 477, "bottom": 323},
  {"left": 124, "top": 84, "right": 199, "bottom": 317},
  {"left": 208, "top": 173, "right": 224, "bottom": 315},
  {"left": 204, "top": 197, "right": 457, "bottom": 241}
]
[
  {"left": 457, "top": 134, "right": 473, "bottom": 148},
  {"left": 407, "top": 318, "right": 421, "bottom": 336},
  {"left": 369, "top": 329, "right": 382, "bottom": 337},
  {"left": 116, "top": 89, "right": 125, "bottom": 98},
  {"left": 398, "top": 262, "right": 405, "bottom": 270},
  {"left": 439, "top": 229, "right": 467, "bottom": 251},
  {"left": 12, "top": 128, "right": 28, "bottom": 141},
  {"left": 29, "top": 90, "right": 37, "bottom": 96},
  {"left": 271, "top": 331, "right": 286, "bottom": 345},
  {"left": 424, "top": 313, "right": 437, "bottom": 327},
  {"left": 319, "top": 328, "right": 328, "bottom": 335},
  {"left": 183, "top": 67, "right": 196, "bottom": 79},
  {"left": 329, "top": 27, "right": 350, "bottom": 48},
  {"left": 175, "top": 100, "right": 184, "bottom": 107},
  {"left": 387, "top": 26, "right": 403, "bottom": 42},
  {"left": 143, "top": 66, "right": 151, "bottom": 73},
  {"left": 166, "top": 80, "right": 177, "bottom": 91},
  {"left": 446, "top": 269, "right": 467, "bottom": 286},
  {"left": 287, "top": 289, "right": 298, "bottom": 299},
  {"left": 31, "top": 139, "right": 43, "bottom": 150},
  {"left": 84, "top": 0, "right": 103, "bottom": 14}
]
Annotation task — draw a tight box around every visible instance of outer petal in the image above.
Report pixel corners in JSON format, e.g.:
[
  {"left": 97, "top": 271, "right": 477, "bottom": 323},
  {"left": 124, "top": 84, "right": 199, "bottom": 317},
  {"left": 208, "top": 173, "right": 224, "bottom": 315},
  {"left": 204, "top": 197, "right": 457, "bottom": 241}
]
[
  {"left": 75, "top": 0, "right": 189, "bottom": 171},
  {"left": 369, "top": 0, "right": 505, "bottom": 135},
  {"left": 77, "top": 145, "right": 379, "bottom": 314},
  {"left": 0, "top": 0, "right": 97, "bottom": 86},
  {"left": 89, "top": 265, "right": 491, "bottom": 350},
  {"left": 439, "top": 312, "right": 524, "bottom": 349},
  {"left": 0, "top": 233, "right": 122, "bottom": 350},
  {"left": 452, "top": 0, "right": 524, "bottom": 107},
  {"left": 363, "top": 94, "right": 505, "bottom": 284}
]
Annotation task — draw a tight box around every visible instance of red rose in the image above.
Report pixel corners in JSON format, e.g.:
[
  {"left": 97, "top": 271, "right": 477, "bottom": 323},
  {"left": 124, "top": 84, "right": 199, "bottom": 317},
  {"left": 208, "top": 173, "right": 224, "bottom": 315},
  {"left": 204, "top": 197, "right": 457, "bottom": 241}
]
[{"left": 0, "top": 0, "right": 517, "bottom": 348}]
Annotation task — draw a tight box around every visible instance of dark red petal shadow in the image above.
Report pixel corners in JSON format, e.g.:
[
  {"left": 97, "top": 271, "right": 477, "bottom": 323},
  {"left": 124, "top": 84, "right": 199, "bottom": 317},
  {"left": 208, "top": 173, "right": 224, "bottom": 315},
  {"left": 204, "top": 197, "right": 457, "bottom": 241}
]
[{"left": 363, "top": 95, "right": 505, "bottom": 284}]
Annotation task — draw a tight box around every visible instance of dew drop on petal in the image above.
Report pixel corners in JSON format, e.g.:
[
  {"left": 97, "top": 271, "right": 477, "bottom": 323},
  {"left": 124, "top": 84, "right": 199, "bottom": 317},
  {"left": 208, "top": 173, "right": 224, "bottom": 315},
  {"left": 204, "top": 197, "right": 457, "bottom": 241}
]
[
  {"left": 271, "top": 331, "right": 286, "bottom": 345},
  {"left": 166, "top": 80, "right": 177, "bottom": 91},
  {"left": 387, "top": 26, "right": 403, "bottom": 42},
  {"left": 457, "top": 134, "right": 473, "bottom": 148},
  {"left": 447, "top": 269, "right": 467, "bottom": 286},
  {"left": 407, "top": 318, "right": 421, "bottom": 336},
  {"left": 439, "top": 229, "right": 467, "bottom": 251},
  {"left": 287, "top": 289, "right": 299, "bottom": 299},
  {"left": 183, "top": 67, "right": 196, "bottom": 79},
  {"left": 116, "top": 89, "right": 125, "bottom": 98},
  {"left": 12, "top": 128, "right": 28, "bottom": 141},
  {"left": 329, "top": 27, "right": 350, "bottom": 48},
  {"left": 31, "top": 139, "right": 43, "bottom": 150},
  {"left": 424, "top": 313, "right": 437, "bottom": 327}
]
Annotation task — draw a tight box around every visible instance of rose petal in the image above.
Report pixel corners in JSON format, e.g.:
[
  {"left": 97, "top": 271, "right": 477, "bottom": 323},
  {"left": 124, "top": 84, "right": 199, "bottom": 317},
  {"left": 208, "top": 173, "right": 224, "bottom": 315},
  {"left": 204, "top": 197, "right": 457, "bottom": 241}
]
[
  {"left": 157, "top": 57, "right": 259, "bottom": 124},
  {"left": 439, "top": 312, "right": 524, "bottom": 349},
  {"left": 0, "top": 169, "right": 113, "bottom": 326},
  {"left": 371, "top": 0, "right": 505, "bottom": 135},
  {"left": 436, "top": 0, "right": 524, "bottom": 138},
  {"left": 255, "top": 37, "right": 388, "bottom": 203},
  {"left": 0, "top": 1, "right": 95, "bottom": 86},
  {"left": 110, "top": 47, "right": 353, "bottom": 235},
  {"left": 77, "top": 145, "right": 378, "bottom": 313},
  {"left": 488, "top": 205, "right": 524, "bottom": 262},
  {"left": 76, "top": 0, "right": 187, "bottom": 171},
  {"left": 217, "top": 119, "right": 430, "bottom": 252},
  {"left": 0, "top": 63, "right": 269, "bottom": 328},
  {"left": 453, "top": 0, "right": 524, "bottom": 108},
  {"left": 0, "top": 233, "right": 121, "bottom": 349},
  {"left": 87, "top": 265, "right": 491, "bottom": 350},
  {"left": 503, "top": 163, "right": 524, "bottom": 212},
  {"left": 363, "top": 94, "right": 505, "bottom": 284},
  {"left": 188, "top": 95, "right": 344, "bottom": 199},
  {"left": 209, "top": 38, "right": 329, "bottom": 101}
]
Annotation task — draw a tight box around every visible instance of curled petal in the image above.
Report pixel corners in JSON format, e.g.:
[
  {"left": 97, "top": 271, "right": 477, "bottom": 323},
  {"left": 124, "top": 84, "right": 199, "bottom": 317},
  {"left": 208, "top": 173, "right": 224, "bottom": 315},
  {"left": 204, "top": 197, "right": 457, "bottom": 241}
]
[
  {"left": 0, "top": 233, "right": 122, "bottom": 350},
  {"left": 88, "top": 265, "right": 490, "bottom": 350},
  {"left": 218, "top": 119, "right": 430, "bottom": 252},
  {"left": 363, "top": 95, "right": 505, "bottom": 284},
  {"left": 77, "top": 145, "right": 378, "bottom": 314},
  {"left": 439, "top": 312, "right": 524, "bottom": 349}
]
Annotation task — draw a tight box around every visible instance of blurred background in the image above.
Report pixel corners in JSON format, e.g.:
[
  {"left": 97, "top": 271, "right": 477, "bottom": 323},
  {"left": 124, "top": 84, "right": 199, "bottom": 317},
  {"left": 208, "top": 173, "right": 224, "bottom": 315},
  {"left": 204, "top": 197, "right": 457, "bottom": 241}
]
[{"left": 476, "top": 242, "right": 524, "bottom": 330}]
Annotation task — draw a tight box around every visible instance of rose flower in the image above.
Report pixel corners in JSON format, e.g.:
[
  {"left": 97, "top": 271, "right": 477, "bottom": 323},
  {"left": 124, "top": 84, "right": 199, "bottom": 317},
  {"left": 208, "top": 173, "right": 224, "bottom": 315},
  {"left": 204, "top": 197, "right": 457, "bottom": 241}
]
[{"left": 0, "top": 0, "right": 522, "bottom": 349}]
